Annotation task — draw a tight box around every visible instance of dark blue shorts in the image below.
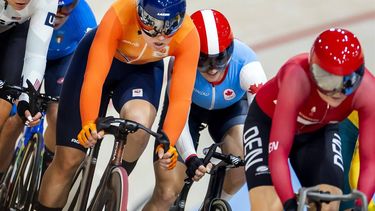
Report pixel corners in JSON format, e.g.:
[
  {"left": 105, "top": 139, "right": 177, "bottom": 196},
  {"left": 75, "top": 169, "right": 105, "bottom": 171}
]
[
  {"left": 0, "top": 21, "right": 29, "bottom": 104},
  {"left": 44, "top": 54, "right": 74, "bottom": 98},
  {"left": 56, "top": 28, "right": 164, "bottom": 151}
]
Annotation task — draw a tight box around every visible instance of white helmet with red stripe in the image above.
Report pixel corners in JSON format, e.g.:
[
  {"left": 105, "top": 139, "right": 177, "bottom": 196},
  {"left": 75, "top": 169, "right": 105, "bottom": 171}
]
[{"left": 191, "top": 9, "right": 234, "bottom": 72}]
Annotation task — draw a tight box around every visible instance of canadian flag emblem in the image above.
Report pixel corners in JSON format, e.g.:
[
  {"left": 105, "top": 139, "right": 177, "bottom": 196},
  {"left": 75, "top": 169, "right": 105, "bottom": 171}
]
[
  {"left": 248, "top": 83, "right": 264, "bottom": 94},
  {"left": 223, "top": 89, "right": 235, "bottom": 100}
]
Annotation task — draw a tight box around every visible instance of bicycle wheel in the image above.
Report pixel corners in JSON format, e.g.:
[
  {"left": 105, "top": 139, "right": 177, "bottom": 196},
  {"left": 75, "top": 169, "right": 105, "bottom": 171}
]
[
  {"left": 89, "top": 167, "right": 128, "bottom": 211},
  {"left": 208, "top": 198, "right": 232, "bottom": 211},
  {"left": 0, "top": 163, "right": 14, "bottom": 208},
  {"left": 65, "top": 160, "right": 85, "bottom": 211},
  {"left": 8, "top": 133, "right": 44, "bottom": 211}
]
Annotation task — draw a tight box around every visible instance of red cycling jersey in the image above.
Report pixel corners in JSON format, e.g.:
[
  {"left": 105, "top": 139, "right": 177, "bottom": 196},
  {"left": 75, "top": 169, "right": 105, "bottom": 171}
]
[{"left": 256, "top": 53, "right": 375, "bottom": 203}]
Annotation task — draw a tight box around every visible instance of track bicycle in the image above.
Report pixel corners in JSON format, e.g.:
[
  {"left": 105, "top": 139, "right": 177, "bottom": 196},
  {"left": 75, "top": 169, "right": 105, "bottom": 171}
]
[
  {"left": 170, "top": 142, "right": 244, "bottom": 211},
  {"left": 66, "top": 116, "right": 170, "bottom": 211},
  {"left": 297, "top": 185, "right": 368, "bottom": 211},
  {"left": 0, "top": 80, "right": 58, "bottom": 211}
]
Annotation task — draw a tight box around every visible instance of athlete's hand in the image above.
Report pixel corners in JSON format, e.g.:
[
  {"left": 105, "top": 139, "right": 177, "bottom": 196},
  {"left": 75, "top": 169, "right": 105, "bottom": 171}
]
[
  {"left": 185, "top": 155, "right": 212, "bottom": 182},
  {"left": 17, "top": 100, "right": 42, "bottom": 127},
  {"left": 77, "top": 121, "right": 104, "bottom": 148},
  {"left": 156, "top": 144, "right": 178, "bottom": 170}
]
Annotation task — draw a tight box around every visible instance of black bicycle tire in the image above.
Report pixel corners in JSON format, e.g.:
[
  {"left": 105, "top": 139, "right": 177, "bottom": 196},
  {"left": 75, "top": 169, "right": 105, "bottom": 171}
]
[
  {"left": 89, "top": 167, "right": 128, "bottom": 211},
  {"left": 208, "top": 198, "right": 232, "bottom": 211},
  {"left": 8, "top": 133, "right": 43, "bottom": 211}
]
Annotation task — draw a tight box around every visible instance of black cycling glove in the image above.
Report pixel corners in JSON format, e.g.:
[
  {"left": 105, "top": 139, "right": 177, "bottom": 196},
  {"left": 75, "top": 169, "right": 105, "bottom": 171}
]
[
  {"left": 185, "top": 155, "right": 204, "bottom": 179},
  {"left": 17, "top": 99, "right": 30, "bottom": 122},
  {"left": 283, "top": 198, "right": 298, "bottom": 211}
]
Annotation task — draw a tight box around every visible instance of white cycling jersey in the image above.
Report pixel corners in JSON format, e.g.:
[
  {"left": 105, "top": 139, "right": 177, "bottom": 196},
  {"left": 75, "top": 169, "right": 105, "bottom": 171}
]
[{"left": 0, "top": 0, "right": 58, "bottom": 89}]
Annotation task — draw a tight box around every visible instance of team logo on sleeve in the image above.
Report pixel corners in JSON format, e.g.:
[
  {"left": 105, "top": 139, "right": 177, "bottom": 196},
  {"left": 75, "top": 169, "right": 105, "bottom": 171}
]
[
  {"left": 44, "top": 12, "right": 56, "bottom": 27},
  {"left": 223, "top": 89, "right": 235, "bottom": 100},
  {"left": 248, "top": 83, "right": 263, "bottom": 94}
]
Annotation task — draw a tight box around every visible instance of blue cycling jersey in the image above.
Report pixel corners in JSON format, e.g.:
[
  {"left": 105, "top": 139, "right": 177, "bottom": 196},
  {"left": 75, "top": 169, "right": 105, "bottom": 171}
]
[
  {"left": 47, "top": 0, "right": 97, "bottom": 60},
  {"left": 192, "top": 39, "right": 260, "bottom": 110}
]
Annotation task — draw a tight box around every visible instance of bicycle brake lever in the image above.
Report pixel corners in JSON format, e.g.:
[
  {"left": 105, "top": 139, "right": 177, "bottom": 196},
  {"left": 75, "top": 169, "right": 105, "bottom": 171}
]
[
  {"left": 26, "top": 80, "right": 39, "bottom": 116},
  {"left": 202, "top": 143, "right": 219, "bottom": 166},
  {"left": 156, "top": 130, "right": 170, "bottom": 152}
]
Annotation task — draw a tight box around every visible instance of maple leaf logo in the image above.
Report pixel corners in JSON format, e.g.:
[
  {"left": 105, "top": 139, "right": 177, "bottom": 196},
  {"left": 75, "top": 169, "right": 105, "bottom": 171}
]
[
  {"left": 225, "top": 90, "right": 233, "bottom": 96},
  {"left": 248, "top": 83, "right": 264, "bottom": 94},
  {"left": 223, "top": 89, "right": 236, "bottom": 100}
]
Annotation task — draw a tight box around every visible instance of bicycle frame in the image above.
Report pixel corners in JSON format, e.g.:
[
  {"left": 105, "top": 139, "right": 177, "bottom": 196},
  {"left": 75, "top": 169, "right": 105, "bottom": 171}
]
[
  {"left": 13, "top": 113, "right": 46, "bottom": 161},
  {"left": 69, "top": 117, "right": 167, "bottom": 211},
  {"left": 200, "top": 161, "right": 228, "bottom": 210},
  {"left": 74, "top": 136, "right": 127, "bottom": 211},
  {"left": 171, "top": 143, "right": 244, "bottom": 211}
]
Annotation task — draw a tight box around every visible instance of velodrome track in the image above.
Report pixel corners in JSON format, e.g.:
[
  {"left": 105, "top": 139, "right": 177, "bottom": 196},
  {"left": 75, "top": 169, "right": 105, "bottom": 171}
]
[{"left": 68, "top": 1, "right": 375, "bottom": 210}]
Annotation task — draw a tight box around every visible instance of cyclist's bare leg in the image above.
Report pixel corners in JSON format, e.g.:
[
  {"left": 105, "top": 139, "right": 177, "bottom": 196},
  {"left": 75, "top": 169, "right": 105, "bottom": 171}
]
[
  {"left": 38, "top": 146, "right": 86, "bottom": 207},
  {"left": 0, "top": 114, "right": 23, "bottom": 172},
  {"left": 249, "top": 186, "right": 283, "bottom": 211},
  {"left": 44, "top": 102, "right": 58, "bottom": 151},
  {"left": 307, "top": 184, "right": 342, "bottom": 211},
  {"left": 0, "top": 99, "right": 12, "bottom": 132},
  {"left": 221, "top": 124, "right": 246, "bottom": 197},
  {"left": 120, "top": 99, "right": 156, "bottom": 163},
  {"left": 143, "top": 161, "right": 186, "bottom": 211}
]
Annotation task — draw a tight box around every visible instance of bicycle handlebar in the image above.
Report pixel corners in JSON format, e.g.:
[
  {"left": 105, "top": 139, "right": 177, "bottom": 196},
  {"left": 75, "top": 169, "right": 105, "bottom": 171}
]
[
  {"left": 297, "top": 186, "right": 368, "bottom": 211},
  {"left": 202, "top": 143, "right": 244, "bottom": 167},
  {"left": 96, "top": 116, "right": 170, "bottom": 149},
  {"left": 0, "top": 80, "right": 59, "bottom": 113}
]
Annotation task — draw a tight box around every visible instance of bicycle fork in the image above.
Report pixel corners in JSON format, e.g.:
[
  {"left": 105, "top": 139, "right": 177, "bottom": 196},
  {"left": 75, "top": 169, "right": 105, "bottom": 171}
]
[
  {"left": 201, "top": 163, "right": 227, "bottom": 210},
  {"left": 87, "top": 138, "right": 126, "bottom": 211},
  {"left": 76, "top": 140, "right": 102, "bottom": 211}
]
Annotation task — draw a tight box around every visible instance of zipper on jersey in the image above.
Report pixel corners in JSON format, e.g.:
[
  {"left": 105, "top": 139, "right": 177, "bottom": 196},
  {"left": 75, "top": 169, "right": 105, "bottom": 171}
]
[
  {"left": 209, "top": 86, "right": 215, "bottom": 110},
  {"left": 319, "top": 103, "right": 330, "bottom": 124}
]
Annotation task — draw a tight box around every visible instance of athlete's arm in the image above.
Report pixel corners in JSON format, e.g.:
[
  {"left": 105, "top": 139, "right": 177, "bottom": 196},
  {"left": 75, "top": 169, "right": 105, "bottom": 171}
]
[
  {"left": 175, "top": 111, "right": 197, "bottom": 162},
  {"left": 80, "top": 7, "right": 122, "bottom": 125},
  {"left": 353, "top": 72, "right": 375, "bottom": 204},
  {"left": 21, "top": 0, "right": 58, "bottom": 89},
  {"left": 162, "top": 29, "right": 200, "bottom": 146},
  {"left": 268, "top": 64, "right": 310, "bottom": 204},
  {"left": 239, "top": 61, "right": 267, "bottom": 105}
]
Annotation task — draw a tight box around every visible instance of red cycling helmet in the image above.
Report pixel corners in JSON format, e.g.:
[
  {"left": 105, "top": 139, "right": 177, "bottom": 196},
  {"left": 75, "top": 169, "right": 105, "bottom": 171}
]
[
  {"left": 310, "top": 28, "right": 365, "bottom": 95},
  {"left": 191, "top": 9, "right": 234, "bottom": 72}
]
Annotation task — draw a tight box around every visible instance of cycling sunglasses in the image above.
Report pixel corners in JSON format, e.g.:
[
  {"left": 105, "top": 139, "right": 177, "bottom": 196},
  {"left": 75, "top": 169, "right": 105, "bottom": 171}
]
[
  {"left": 137, "top": 6, "right": 183, "bottom": 38},
  {"left": 312, "top": 64, "right": 364, "bottom": 96},
  {"left": 197, "top": 43, "right": 234, "bottom": 73}
]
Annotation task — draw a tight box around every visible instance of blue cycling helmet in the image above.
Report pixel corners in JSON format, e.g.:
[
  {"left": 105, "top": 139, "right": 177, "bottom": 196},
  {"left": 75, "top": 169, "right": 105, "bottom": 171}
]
[
  {"left": 137, "top": 0, "right": 186, "bottom": 37},
  {"left": 58, "top": 0, "right": 75, "bottom": 6}
]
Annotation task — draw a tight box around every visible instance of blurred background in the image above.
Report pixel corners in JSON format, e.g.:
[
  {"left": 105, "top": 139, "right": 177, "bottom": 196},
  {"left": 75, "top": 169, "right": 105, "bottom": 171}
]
[{"left": 75, "top": 0, "right": 375, "bottom": 210}]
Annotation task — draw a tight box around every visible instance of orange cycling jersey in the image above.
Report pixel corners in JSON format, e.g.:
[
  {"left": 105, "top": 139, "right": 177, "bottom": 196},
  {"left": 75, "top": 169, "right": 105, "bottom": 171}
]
[{"left": 79, "top": 0, "right": 200, "bottom": 146}]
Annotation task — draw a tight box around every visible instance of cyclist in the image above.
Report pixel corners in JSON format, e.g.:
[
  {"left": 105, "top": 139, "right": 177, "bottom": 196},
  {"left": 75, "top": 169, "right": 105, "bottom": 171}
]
[
  {"left": 243, "top": 28, "right": 375, "bottom": 211},
  {"left": 0, "top": 0, "right": 97, "bottom": 178},
  {"left": 143, "top": 9, "right": 267, "bottom": 210},
  {"left": 37, "top": 0, "right": 200, "bottom": 210},
  {"left": 0, "top": 0, "right": 58, "bottom": 179},
  {"left": 339, "top": 111, "right": 375, "bottom": 210}
]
